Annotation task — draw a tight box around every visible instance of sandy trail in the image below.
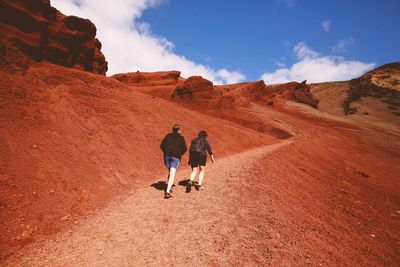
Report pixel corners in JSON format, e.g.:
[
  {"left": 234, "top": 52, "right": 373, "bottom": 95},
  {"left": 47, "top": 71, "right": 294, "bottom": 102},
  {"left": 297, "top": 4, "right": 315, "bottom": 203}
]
[{"left": 5, "top": 141, "right": 291, "bottom": 266}]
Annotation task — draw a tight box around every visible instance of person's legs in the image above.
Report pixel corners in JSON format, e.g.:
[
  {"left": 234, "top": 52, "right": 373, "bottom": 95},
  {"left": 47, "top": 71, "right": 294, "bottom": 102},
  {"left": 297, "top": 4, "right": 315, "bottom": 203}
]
[
  {"left": 196, "top": 155, "right": 207, "bottom": 191},
  {"left": 166, "top": 167, "right": 176, "bottom": 193},
  {"left": 164, "top": 157, "right": 171, "bottom": 181},
  {"left": 164, "top": 157, "right": 171, "bottom": 191},
  {"left": 166, "top": 169, "right": 171, "bottom": 192},
  {"left": 189, "top": 167, "right": 198, "bottom": 183},
  {"left": 186, "top": 167, "right": 197, "bottom": 193},
  {"left": 195, "top": 166, "right": 206, "bottom": 191},
  {"left": 198, "top": 166, "right": 205, "bottom": 186},
  {"left": 165, "top": 157, "right": 180, "bottom": 196}
]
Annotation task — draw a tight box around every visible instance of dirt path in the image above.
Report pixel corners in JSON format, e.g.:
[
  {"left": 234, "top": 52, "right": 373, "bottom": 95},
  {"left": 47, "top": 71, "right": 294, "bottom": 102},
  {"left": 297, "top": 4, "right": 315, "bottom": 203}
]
[{"left": 5, "top": 141, "right": 291, "bottom": 266}]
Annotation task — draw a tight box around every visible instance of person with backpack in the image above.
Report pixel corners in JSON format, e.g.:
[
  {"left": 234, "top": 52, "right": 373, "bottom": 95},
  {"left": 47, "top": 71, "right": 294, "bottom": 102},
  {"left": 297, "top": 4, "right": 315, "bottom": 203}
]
[
  {"left": 160, "top": 124, "right": 187, "bottom": 199},
  {"left": 186, "top": 130, "right": 215, "bottom": 192}
]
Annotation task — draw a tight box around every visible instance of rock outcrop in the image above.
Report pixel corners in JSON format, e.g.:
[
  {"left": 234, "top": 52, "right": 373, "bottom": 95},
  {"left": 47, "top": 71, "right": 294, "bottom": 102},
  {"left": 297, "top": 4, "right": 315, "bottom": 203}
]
[
  {"left": 361, "top": 62, "right": 400, "bottom": 91},
  {"left": 0, "top": 0, "right": 107, "bottom": 74},
  {"left": 112, "top": 71, "right": 181, "bottom": 86},
  {"left": 343, "top": 62, "right": 400, "bottom": 114},
  {"left": 172, "top": 76, "right": 214, "bottom": 98},
  {"left": 292, "top": 80, "right": 319, "bottom": 109},
  {"left": 232, "top": 80, "right": 268, "bottom": 102}
]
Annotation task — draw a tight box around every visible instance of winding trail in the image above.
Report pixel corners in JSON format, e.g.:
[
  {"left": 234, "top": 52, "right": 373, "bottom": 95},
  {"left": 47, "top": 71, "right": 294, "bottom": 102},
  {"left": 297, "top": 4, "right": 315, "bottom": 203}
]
[{"left": 6, "top": 141, "right": 291, "bottom": 266}]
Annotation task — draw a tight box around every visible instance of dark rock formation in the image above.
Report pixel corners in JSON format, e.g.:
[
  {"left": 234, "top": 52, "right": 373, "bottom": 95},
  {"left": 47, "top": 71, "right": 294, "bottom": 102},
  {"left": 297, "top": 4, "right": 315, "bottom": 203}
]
[
  {"left": 292, "top": 80, "right": 319, "bottom": 109},
  {"left": 173, "top": 76, "right": 214, "bottom": 98},
  {"left": 343, "top": 62, "right": 400, "bottom": 115},
  {"left": 0, "top": 0, "right": 107, "bottom": 74}
]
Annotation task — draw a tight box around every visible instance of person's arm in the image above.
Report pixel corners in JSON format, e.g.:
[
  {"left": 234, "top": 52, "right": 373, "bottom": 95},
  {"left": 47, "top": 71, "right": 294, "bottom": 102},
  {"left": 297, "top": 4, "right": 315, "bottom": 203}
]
[
  {"left": 181, "top": 137, "right": 187, "bottom": 155},
  {"left": 160, "top": 135, "right": 168, "bottom": 152},
  {"left": 205, "top": 141, "right": 215, "bottom": 163}
]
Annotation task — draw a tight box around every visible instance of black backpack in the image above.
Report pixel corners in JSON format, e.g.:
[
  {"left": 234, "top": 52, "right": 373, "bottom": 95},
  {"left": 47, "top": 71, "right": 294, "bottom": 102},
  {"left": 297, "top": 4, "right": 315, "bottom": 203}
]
[{"left": 190, "top": 137, "right": 203, "bottom": 154}]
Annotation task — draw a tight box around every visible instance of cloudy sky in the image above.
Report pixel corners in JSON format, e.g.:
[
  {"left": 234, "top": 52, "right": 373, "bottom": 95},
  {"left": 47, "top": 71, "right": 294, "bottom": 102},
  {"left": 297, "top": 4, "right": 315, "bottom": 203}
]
[{"left": 52, "top": 0, "right": 399, "bottom": 84}]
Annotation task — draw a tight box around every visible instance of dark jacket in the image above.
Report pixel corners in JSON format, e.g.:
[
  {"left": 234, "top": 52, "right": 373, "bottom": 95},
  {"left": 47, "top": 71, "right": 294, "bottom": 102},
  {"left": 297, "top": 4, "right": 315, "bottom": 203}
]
[
  {"left": 201, "top": 139, "right": 213, "bottom": 156},
  {"left": 160, "top": 133, "right": 187, "bottom": 160},
  {"left": 190, "top": 137, "right": 212, "bottom": 156}
]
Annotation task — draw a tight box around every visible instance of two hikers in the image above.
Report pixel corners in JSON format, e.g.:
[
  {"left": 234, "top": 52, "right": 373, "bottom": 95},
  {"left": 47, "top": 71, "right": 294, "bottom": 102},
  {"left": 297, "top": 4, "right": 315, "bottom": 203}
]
[
  {"left": 160, "top": 124, "right": 187, "bottom": 199},
  {"left": 186, "top": 130, "right": 215, "bottom": 192},
  {"left": 160, "top": 125, "right": 215, "bottom": 198}
]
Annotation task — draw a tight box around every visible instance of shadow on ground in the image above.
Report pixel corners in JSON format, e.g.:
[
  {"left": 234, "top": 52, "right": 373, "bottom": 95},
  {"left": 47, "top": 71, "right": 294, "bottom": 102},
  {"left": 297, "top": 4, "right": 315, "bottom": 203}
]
[
  {"left": 178, "top": 179, "right": 190, "bottom": 187},
  {"left": 151, "top": 181, "right": 167, "bottom": 191},
  {"left": 151, "top": 179, "right": 197, "bottom": 192},
  {"left": 178, "top": 179, "right": 198, "bottom": 187}
]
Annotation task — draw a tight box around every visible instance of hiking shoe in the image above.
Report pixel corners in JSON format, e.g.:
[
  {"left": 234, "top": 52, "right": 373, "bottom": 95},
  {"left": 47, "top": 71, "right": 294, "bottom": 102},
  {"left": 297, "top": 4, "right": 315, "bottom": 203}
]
[
  {"left": 195, "top": 185, "right": 203, "bottom": 191},
  {"left": 164, "top": 192, "right": 173, "bottom": 199},
  {"left": 186, "top": 180, "right": 193, "bottom": 193}
]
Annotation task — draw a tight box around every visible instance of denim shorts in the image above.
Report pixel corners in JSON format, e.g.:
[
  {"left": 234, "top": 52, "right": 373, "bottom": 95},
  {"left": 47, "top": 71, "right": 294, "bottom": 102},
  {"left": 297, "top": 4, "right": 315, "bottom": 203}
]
[{"left": 164, "top": 156, "right": 180, "bottom": 169}]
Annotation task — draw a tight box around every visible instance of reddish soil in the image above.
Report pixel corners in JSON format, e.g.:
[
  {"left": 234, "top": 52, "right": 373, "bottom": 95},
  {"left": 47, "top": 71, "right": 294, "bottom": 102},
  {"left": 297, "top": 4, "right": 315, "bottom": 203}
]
[
  {"left": 0, "top": 14, "right": 399, "bottom": 264},
  {"left": 2, "top": 77, "right": 400, "bottom": 265},
  {"left": 0, "top": 62, "right": 275, "bottom": 261}
]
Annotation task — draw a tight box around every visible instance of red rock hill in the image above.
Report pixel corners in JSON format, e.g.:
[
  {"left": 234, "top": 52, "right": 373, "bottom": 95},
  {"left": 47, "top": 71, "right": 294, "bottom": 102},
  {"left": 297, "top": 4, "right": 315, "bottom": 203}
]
[{"left": 0, "top": 0, "right": 107, "bottom": 74}]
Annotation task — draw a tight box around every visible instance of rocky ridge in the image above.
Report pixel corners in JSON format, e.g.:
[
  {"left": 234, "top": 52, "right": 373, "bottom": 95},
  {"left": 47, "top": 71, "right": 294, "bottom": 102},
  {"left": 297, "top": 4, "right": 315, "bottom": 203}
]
[{"left": 0, "top": 0, "right": 107, "bottom": 74}]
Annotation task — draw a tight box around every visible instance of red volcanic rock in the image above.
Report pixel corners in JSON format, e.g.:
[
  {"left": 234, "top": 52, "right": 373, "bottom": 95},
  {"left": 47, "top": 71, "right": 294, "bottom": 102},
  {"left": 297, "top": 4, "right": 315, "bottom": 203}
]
[
  {"left": 240, "top": 80, "right": 267, "bottom": 95},
  {"left": 232, "top": 80, "right": 268, "bottom": 101},
  {"left": 266, "top": 82, "right": 299, "bottom": 96},
  {"left": 0, "top": 0, "right": 107, "bottom": 74},
  {"left": 361, "top": 62, "right": 400, "bottom": 91},
  {"left": 216, "top": 95, "right": 236, "bottom": 110},
  {"left": 173, "top": 76, "right": 214, "bottom": 97},
  {"left": 263, "top": 81, "right": 318, "bottom": 108},
  {"left": 343, "top": 62, "right": 400, "bottom": 114},
  {"left": 292, "top": 80, "right": 319, "bottom": 109},
  {"left": 0, "top": 37, "right": 32, "bottom": 72},
  {"left": 112, "top": 70, "right": 181, "bottom": 86}
]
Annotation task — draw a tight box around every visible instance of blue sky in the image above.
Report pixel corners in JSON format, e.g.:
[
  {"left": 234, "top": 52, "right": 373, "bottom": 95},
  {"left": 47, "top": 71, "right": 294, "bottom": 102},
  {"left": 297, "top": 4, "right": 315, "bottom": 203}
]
[
  {"left": 141, "top": 0, "right": 399, "bottom": 81},
  {"left": 53, "top": 0, "right": 399, "bottom": 84}
]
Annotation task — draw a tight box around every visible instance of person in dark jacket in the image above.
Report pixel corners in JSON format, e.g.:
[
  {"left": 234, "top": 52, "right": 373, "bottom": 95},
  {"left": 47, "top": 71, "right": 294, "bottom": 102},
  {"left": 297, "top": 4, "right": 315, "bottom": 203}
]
[
  {"left": 186, "top": 130, "right": 215, "bottom": 192},
  {"left": 160, "top": 124, "right": 187, "bottom": 198}
]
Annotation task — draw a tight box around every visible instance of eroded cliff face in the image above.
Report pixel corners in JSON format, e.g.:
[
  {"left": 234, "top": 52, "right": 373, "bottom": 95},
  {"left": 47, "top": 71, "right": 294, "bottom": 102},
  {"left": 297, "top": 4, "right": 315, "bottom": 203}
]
[
  {"left": 343, "top": 63, "right": 400, "bottom": 114},
  {"left": 291, "top": 80, "right": 319, "bottom": 109},
  {"left": 0, "top": 0, "right": 107, "bottom": 74},
  {"left": 173, "top": 76, "right": 214, "bottom": 97},
  {"left": 112, "top": 71, "right": 181, "bottom": 86}
]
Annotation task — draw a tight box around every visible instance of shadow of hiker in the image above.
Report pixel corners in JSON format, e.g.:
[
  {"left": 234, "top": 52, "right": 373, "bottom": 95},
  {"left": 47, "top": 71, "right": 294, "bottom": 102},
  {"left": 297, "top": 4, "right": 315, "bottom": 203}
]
[
  {"left": 151, "top": 181, "right": 167, "bottom": 191},
  {"left": 178, "top": 179, "right": 198, "bottom": 187},
  {"left": 178, "top": 179, "right": 189, "bottom": 187}
]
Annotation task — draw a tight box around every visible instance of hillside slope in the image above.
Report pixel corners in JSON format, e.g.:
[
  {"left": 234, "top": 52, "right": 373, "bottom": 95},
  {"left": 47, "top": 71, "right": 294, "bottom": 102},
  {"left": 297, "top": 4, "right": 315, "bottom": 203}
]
[
  {"left": 3, "top": 78, "right": 400, "bottom": 265},
  {"left": 0, "top": 62, "right": 276, "bottom": 259},
  {"left": 0, "top": 1, "right": 399, "bottom": 262}
]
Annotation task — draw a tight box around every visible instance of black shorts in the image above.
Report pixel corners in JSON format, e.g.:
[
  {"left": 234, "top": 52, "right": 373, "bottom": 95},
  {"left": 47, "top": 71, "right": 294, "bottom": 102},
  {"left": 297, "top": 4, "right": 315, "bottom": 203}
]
[{"left": 189, "top": 152, "right": 207, "bottom": 167}]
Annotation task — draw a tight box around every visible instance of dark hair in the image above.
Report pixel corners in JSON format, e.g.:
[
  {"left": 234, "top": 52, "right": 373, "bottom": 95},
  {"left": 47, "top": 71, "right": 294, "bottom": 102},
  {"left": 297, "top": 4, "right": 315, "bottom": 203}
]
[
  {"left": 198, "top": 130, "right": 208, "bottom": 138},
  {"left": 172, "top": 124, "right": 181, "bottom": 133}
]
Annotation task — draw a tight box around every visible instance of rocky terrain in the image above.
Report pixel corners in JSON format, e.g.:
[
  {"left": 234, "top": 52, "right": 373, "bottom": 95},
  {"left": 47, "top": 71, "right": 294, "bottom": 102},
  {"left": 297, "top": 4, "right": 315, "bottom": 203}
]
[
  {"left": 0, "top": 0, "right": 107, "bottom": 74},
  {"left": 0, "top": 0, "right": 399, "bottom": 266}
]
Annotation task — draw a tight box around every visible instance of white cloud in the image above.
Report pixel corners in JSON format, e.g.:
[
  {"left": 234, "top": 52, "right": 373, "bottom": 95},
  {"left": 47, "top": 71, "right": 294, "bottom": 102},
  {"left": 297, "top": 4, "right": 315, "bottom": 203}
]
[
  {"left": 51, "top": 0, "right": 245, "bottom": 84},
  {"left": 294, "top": 43, "right": 319, "bottom": 59},
  {"left": 275, "top": 61, "right": 286, "bottom": 68},
  {"left": 261, "top": 42, "right": 375, "bottom": 84},
  {"left": 331, "top": 36, "right": 355, "bottom": 54},
  {"left": 321, "top": 20, "right": 331, "bottom": 32},
  {"left": 216, "top": 69, "right": 246, "bottom": 84}
]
